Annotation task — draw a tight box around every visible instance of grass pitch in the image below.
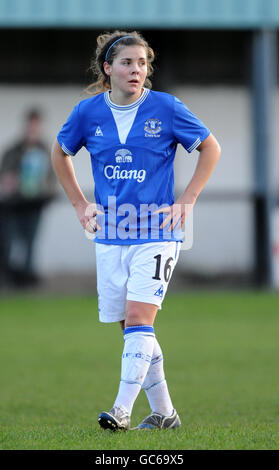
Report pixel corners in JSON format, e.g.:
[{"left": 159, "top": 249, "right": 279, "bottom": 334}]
[{"left": 0, "top": 291, "right": 279, "bottom": 450}]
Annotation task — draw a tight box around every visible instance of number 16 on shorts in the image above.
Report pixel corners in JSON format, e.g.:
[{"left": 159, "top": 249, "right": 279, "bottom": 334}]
[{"left": 151, "top": 242, "right": 181, "bottom": 302}]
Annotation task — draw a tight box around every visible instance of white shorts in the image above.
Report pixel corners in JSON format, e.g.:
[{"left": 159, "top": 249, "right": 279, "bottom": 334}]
[{"left": 95, "top": 241, "right": 181, "bottom": 323}]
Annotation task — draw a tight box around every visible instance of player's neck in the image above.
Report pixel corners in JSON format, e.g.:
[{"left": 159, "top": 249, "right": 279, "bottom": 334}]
[{"left": 109, "top": 88, "right": 143, "bottom": 106}]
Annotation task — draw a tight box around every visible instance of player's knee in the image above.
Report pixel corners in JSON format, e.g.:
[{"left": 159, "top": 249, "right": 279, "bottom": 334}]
[
  {"left": 125, "top": 305, "right": 147, "bottom": 327},
  {"left": 125, "top": 301, "right": 158, "bottom": 327},
  {"left": 125, "top": 311, "right": 144, "bottom": 327}
]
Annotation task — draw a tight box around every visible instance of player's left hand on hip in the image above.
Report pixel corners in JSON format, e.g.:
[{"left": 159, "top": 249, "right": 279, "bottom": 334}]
[{"left": 153, "top": 202, "right": 193, "bottom": 232}]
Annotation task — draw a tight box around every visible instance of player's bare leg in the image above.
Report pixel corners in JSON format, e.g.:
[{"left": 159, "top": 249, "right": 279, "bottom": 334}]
[{"left": 125, "top": 300, "right": 158, "bottom": 327}]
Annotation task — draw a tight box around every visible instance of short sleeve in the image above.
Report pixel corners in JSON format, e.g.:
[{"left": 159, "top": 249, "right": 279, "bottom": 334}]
[
  {"left": 173, "top": 97, "right": 210, "bottom": 153},
  {"left": 57, "top": 103, "right": 85, "bottom": 156}
]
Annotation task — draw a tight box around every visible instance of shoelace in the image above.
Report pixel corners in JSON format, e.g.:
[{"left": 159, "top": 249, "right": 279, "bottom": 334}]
[{"left": 113, "top": 406, "right": 128, "bottom": 419}]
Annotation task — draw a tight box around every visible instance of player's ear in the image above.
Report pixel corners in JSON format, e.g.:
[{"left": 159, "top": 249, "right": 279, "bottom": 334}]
[{"left": 103, "top": 62, "right": 112, "bottom": 77}]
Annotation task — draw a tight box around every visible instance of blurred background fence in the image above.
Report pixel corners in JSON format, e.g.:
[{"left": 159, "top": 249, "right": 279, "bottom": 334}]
[{"left": 0, "top": 0, "right": 279, "bottom": 292}]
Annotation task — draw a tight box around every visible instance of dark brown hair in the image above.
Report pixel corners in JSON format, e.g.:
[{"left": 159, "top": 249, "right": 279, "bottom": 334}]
[{"left": 85, "top": 30, "right": 155, "bottom": 95}]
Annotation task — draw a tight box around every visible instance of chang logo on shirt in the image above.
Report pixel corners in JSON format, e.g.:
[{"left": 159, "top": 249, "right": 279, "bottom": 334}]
[
  {"left": 104, "top": 165, "right": 146, "bottom": 183},
  {"left": 144, "top": 118, "right": 162, "bottom": 137},
  {"left": 115, "top": 149, "right": 133, "bottom": 163}
]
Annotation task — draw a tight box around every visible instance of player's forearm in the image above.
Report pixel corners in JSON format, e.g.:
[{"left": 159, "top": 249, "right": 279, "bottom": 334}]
[
  {"left": 51, "top": 139, "right": 87, "bottom": 208},
  {"left": 180, "top": 134, "right": 221, "bottom": 205}
]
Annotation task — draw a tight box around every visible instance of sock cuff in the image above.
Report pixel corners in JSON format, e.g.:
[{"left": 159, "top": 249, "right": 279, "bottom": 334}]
[{"left": 124, "top": 325, "right": 155, "bottom": 337}]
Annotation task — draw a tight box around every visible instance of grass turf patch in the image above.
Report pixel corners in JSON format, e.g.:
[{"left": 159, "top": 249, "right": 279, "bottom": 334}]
[{"left": 1, "top": 291, "right": 279, "bottom": 449}]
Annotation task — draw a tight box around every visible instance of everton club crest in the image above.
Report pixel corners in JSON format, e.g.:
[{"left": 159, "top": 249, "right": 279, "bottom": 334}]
[{"left": 144, "top": 118, "right": 162, "bottom": 137}]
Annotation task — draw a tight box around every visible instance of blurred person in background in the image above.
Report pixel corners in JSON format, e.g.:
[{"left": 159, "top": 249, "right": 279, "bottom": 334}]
[{"left": 0, "top": 109, "right": 56, "bottom": 287}]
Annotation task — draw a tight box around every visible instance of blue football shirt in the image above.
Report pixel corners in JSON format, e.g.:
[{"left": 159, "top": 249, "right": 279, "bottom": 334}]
[{"left": 57, "top": 89, "right": 210, "bottom": 244}]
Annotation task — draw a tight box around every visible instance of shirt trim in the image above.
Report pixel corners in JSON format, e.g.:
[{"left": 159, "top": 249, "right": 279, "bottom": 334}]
[
  {"left": 61, "top": 142, "right": 75, "bottom": 156},
  {"left": 187, "top": 137, "right": 201, "bottom": 153},
  {"left": 104, "top": 88, "right": 150, "bottom": 111}
]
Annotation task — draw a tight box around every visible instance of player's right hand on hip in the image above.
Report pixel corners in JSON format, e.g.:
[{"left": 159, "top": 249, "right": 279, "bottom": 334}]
[{"left": 75, "top": 201, "right": 104, "bottom": 233}]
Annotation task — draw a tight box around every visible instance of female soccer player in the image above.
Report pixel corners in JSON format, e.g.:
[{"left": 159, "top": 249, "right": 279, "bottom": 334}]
[{"left": 51, "top": 31, "right": 221, "bottom": 431}]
